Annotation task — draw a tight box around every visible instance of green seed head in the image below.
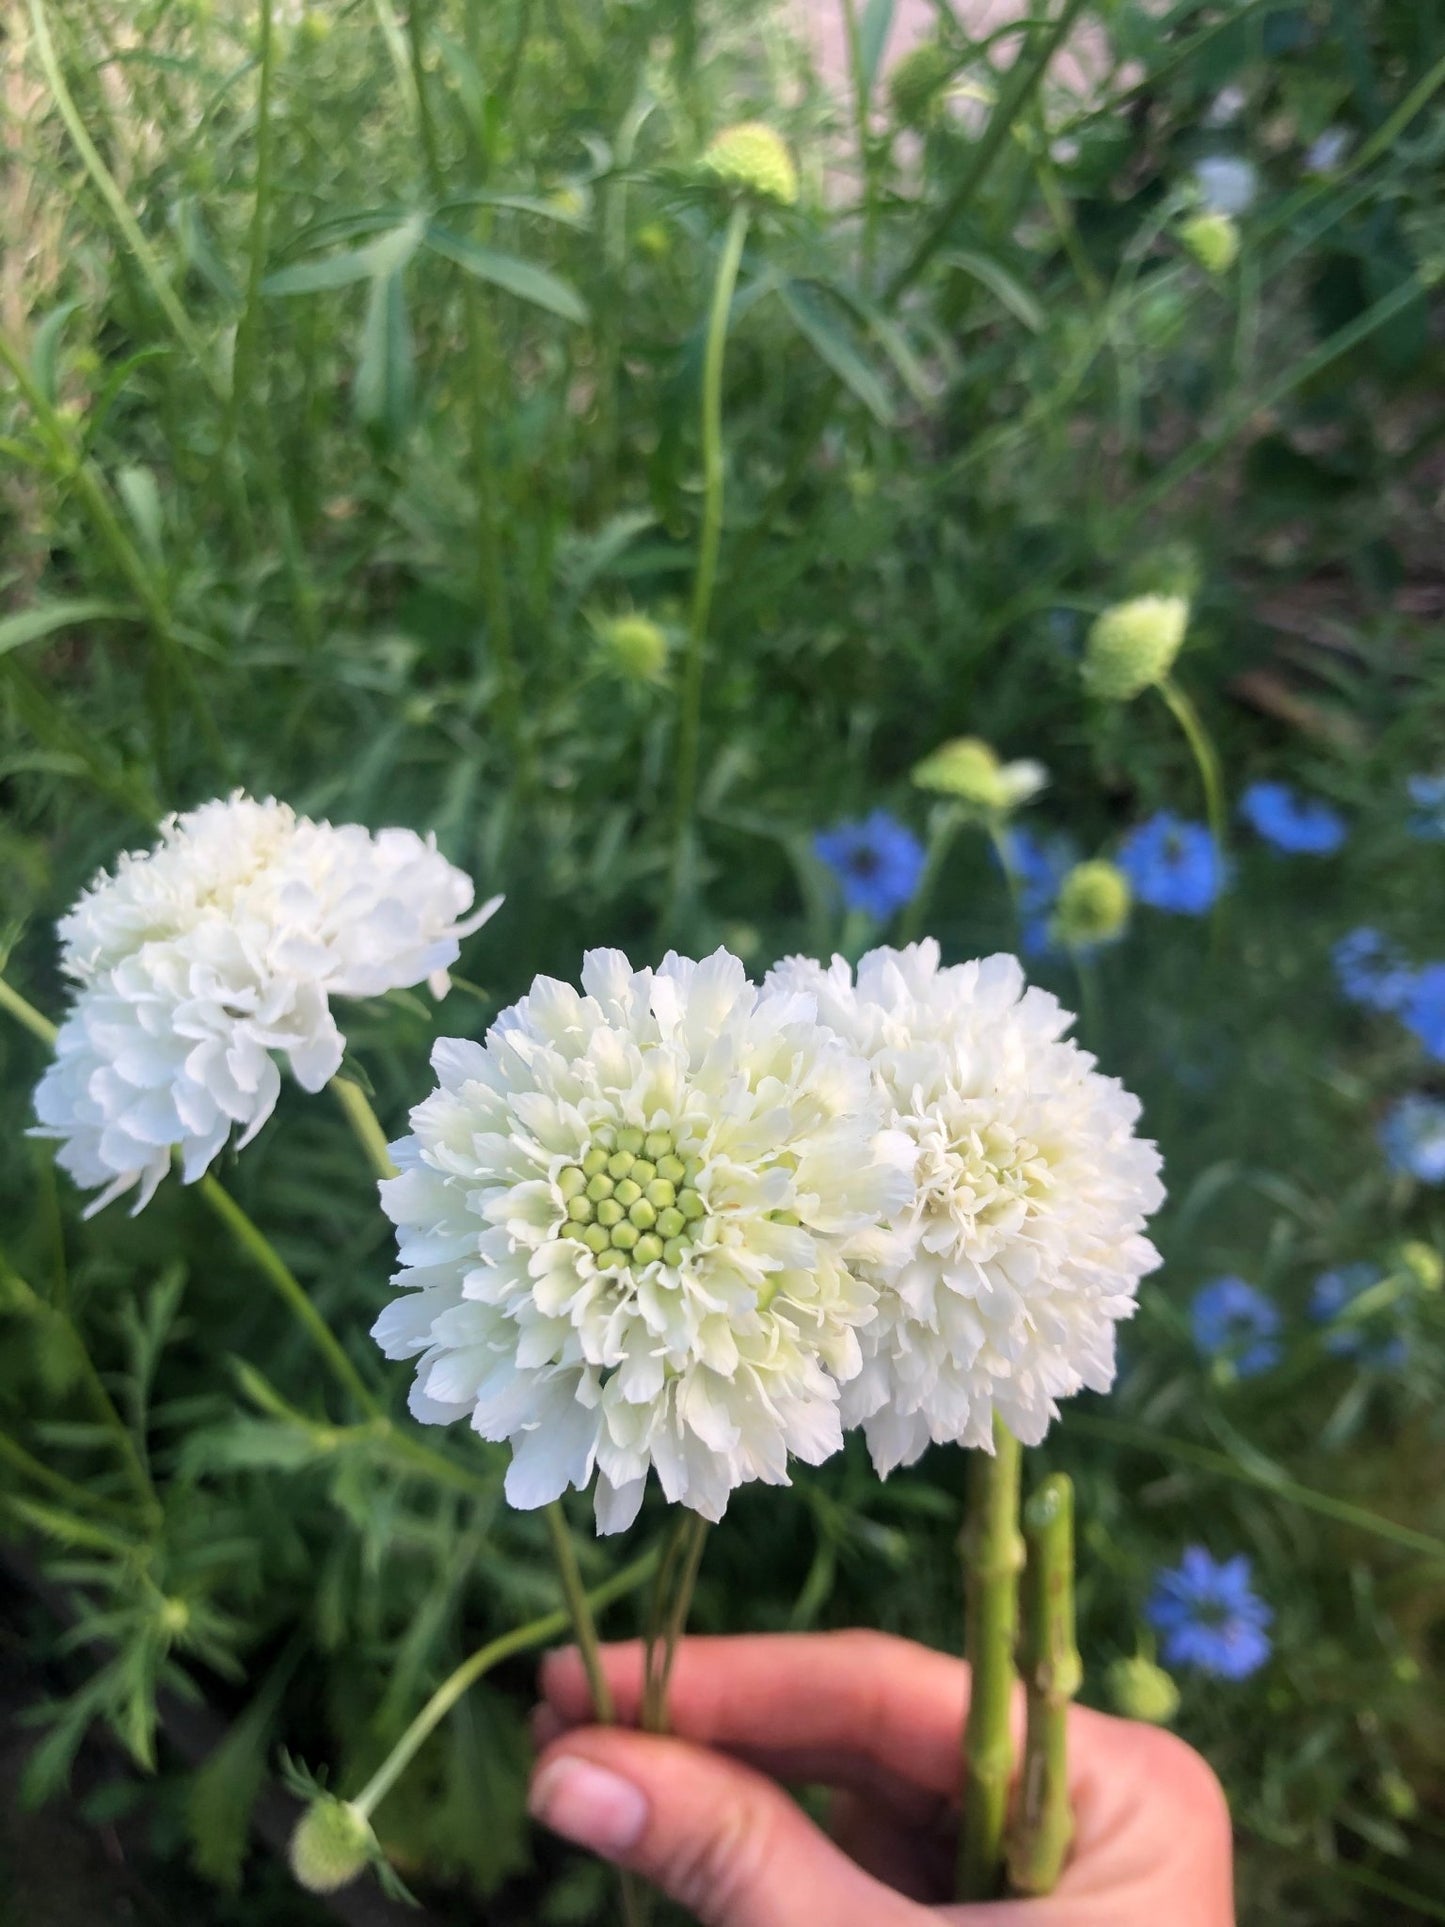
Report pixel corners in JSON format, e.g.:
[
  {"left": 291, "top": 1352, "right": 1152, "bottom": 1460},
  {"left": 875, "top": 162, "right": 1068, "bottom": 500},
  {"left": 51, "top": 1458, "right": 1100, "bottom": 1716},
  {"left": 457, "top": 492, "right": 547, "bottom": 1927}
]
[
  {"left": 1179, "top": 209, "right": 1240, "bottom": 275},
  {"left": 288, "top": 1798, "right": 374, "bottom": 1896},
  {"left": 1105, "top": 1656, "right": 1181, "bottom": 1726},
  {"left": 703, "top": 122, "right": 798, "bottom": 206},
  {"left": 1084, "top": 594, "right": 1189, "bottom": 701},
  {"left": 1397, "top": 1239, "right": 1443, "bottom": 1294},
  {"left": 596, "top": 612, "right": 669, "bottom": 684},
  {"left": 1052, "top": 860, "right": 1131, "bottom": 948}
]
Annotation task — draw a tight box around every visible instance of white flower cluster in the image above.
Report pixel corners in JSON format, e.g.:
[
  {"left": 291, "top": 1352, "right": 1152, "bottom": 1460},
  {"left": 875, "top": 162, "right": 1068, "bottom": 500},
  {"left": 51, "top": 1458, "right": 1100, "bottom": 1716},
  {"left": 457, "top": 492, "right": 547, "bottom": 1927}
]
[
  {"left": 34, "top": 794, "right": 498, "bottom": 1215},
  {"left": 376, "top": 940, "right": 1162, "bottom": 1531}
]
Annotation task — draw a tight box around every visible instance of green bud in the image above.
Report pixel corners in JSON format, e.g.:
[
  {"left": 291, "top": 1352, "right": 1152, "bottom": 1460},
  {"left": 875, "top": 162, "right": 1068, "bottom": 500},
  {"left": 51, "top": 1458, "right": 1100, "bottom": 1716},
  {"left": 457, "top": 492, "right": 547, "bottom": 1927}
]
[
  {"left": 614, "top": 1177, "right": 643, "bottom": 1208},
  {"left": 644, "top": 1131, "right": 674, "bottom": 1161},
  {"left": 558, "top": 1165, "right": 588, "bottom": 1199},
  {"left": 288, "top": 1797, "right": 374, "bottom": 1895},
  {"left": 645, "top": 1178, "right": 677, "bottom": 1210},
  {"left": 1052, "top": 860, "right": 1131, "bottom": 948},
  {"left": 911, "top": 735, "right": 1046, "bottom": 813},
  {"left": 677, "top": 1188, "right": 705, "bottom": 1222},
  {"left": 582, "top": 1223, "right": 610, "bottom": 1253},
  {"left": 566, "top": 1195, "right": 595, "bottom": 1223},
  {"left": 595, "top": 1199, "right": 623, "bottom": 1229},
  {"left": 1397, "top": 1240, "right": 1443, "bottom": 1294},
  {"left": 656, "top": 1154, "right": 687, "bottom": 1185},
  {"left": 656, "top": 1206, "right": 686, "bottom": 1239},
  {"left": 596, "top": 612, "right": 669, "bottom": 684},
  {"left": 611, "top": 1221, "right": 639, "bottom": 1251},
  {"left": 616, "top": 1127, "right": 646, "bottom": 1156},
  {"left": 1084, "top": 594, "right": 1189, "bottom": 701},
  {"left": 633, "top": 1233, "right": 664, "bottom": 1265},
  {"left": 628, "top": 1198, "right": 658, "bottom": 1229},
  {"left": 888, "top": 40, "right": 955, "bottom": 130},
  {"left": 1179, "top": 209, "right": 1240, "bottom": 275},
  {"left": 581, "top": 1146, "right": 610, "bottom": 1178},
  {"left": 586, "top": 1173, "right": 615, "bottom": 1203},
  {"left": 1379, "top": 1769, "right": 1417, "bottom": 1821},
  {"left": 703, "top": 122, "right": 798, "bottom": 206},
  {"left": 607, "top": 1150, "right": 635, "bottom": 1180},
  {"left": 630, "top": 1159, "right": 657, "bottom": 1185},
  {"left": 662, "top": 1237, "right": 688, "bottom": 1266},
  {"left": 1105, "top": 1655, "right": 1181, "bottom": 1726},
  {"left": 599, "top": 1247, "right": 628, "bottom": 1269}
]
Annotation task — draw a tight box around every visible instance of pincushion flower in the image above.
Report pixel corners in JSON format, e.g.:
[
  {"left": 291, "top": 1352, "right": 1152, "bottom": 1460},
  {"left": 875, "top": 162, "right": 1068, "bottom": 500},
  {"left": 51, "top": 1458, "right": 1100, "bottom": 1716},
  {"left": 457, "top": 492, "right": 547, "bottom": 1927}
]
[
  {"left": 911, "top": 737, "right": 1048, "bottom": 815},
  {"left": 766, "top": 942, "right": 1164, "bottom": 1472},
  {"left": 33, "top": 795, "right": 496, "bottom": 1214},
  {"left": 372, "top": 948, "right": 911, "bottom": 1533}
]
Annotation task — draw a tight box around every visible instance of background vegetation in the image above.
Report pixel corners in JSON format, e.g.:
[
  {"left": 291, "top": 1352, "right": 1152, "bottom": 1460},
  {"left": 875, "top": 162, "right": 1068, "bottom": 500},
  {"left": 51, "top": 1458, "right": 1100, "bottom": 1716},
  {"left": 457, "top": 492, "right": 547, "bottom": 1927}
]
[{"left": 2, "top": 0, "right": 1444, "bottom": 1918}]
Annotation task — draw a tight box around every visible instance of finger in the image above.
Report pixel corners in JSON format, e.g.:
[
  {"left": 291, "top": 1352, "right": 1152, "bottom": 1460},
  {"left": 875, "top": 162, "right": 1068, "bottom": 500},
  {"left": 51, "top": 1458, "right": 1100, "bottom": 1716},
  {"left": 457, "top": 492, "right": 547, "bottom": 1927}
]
[
  {"left": 829, "top": 1787, "right": 952, "bottom": 1903},
  {"left": 529, "top": 1727, "right": 919, "bottom": 1927},
  {"left": 539, "top": 1632, "right": 975, "bottom": 1807}
]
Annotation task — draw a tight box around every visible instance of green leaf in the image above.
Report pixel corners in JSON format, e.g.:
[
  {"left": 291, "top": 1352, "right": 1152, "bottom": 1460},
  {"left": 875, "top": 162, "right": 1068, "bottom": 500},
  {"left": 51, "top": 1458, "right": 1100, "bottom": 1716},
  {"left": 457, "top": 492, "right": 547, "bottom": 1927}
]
[
  {"left": 423, "top": 225, "right": 589, "bottom": 322},
  {"left": 263, "top": 212, "right": 427, "bottom": 296},
  {"left": 354, "top": 271, "right": 415, "bottom": 444},
  {"left": 859, "top": 0, "right": 897, "bottom": 99},
  {"left": 940, "top": 248, "right": 1046, "bottom": 332},
  {"left": 117, "top": 465, "right": 166, "bottom": 569},
  {"left": 30, "top": 300, "right": 81, "bottom": 404},
  {"left": 0, "top": 599, "right": 132, "bottom": 658},
  {"left": 188, "top": 1655, "right": 297, "bottom": 1889},
  {"left": 778, "top": 282, "right": 894, "bottom": 425}
]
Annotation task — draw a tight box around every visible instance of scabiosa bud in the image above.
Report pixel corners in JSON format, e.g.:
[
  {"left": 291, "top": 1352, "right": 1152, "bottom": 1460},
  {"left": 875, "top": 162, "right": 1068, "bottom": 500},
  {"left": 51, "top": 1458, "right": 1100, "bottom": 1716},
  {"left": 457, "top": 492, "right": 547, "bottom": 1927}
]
[
  {"left": 1052, "top": 860, "right": 1131, "bottom": 949},
  {"left": 1179, "top": 210, "right": 1240, "bottom": 275},
  {"left": 703, "top": 123, "right": 798, "bottom": 206},
  {"left": 1105, "top": 1655, "right": 1181, "bottom": 1725},
  {"left": 288, "top": 1796, "right": 374, "bottom": 1894},
  {"left": 1397, "top": 1240, "right": 1443, "bottom": 1294},
  {"left": 911, "top": 737, "right": 1047, "bottom": 813},
  {"left": 888, "top": 41, "right": 954, "bottom": 129},
  {"left": 1084, "top": 595, "right": 1189, "bottom": 701},
  {"left": 595, "top": 612, "right": 668, "bottom": 683}
]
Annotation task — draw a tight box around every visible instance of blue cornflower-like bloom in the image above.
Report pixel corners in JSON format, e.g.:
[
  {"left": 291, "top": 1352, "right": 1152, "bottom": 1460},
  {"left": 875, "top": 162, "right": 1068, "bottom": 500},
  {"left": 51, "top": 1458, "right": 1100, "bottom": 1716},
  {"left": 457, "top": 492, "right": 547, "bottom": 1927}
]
[
  {"left": 997, "top": 827, "right": 1078, "bottom": 956},
  {"left": 1333, "top": 928, "right": 1413, "bottom": 1013},
  {"left": 1239, "top": 780, "right": 1346, "bottom": 855},
  {"left": 1118, "top": 814, "right": 1227, "bottom": 916},
  {"left": 814, "top": 811, "right": 926, "bottom": 920},
  {"left": 1190, "top": 1276, "right": 1281, "bottom": 1377},
  {"left": 1380, "top": 1095, "right": 1445, "bottom": 1184},
  {"left": 1310, "top": 1264, "right": 1409, "bottom": 1369},
  {"left": 1407, "top": 773, "right": 1445, "bottom": 841},
  {"left": 1146, "top": 1548, "right": 1273, "bottom": 1679},
  {"left": 1400, "top": 965, "right": 1445, "bottom": 1062}
]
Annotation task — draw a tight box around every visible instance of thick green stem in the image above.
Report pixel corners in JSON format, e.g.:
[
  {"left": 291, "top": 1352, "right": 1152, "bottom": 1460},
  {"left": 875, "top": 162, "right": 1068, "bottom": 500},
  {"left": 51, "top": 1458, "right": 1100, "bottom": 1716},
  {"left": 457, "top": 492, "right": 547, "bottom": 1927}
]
[
  {"left": 664, "top": 203, "right": 749, "bottom": 936},
  {"left": 642, "top": 1511, "right": 709, "bottom": 1735},
  {"left": 958, "top": 1421, "right": 1024, "bottom": 1901},
  {"left": 0, "top": 977, "right": 57, "bottom": 1047},
  {"left": 330, "top": 1076, "right": 398, "bottom": 1182},
  {"left": 1157, "top": 677, "right": 1227, "bottom": 947},
  {"left": 352, "top": 1545, "right": 657, "bottom": 1820},
  {"left": 544, "top": 1501, "right": 615, "bottom": 1725},
  {"left": 1006, "top": 1474, "right": 1080, "bottom": 1897}
]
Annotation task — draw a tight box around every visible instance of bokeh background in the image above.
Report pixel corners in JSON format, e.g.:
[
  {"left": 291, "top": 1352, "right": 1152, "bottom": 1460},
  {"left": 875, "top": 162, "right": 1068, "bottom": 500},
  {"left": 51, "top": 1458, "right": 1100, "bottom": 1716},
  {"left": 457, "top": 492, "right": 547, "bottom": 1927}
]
[{"left": 2, "top": 0, "right": 1444, "bottom": 1919}]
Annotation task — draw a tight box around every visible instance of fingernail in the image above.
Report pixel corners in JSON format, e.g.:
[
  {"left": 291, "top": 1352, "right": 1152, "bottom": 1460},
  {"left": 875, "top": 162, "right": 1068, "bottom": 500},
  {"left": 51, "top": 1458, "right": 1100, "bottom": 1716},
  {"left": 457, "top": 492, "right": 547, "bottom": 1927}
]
[{"left": 529, "top": 1756, "right": 650, "bottom": 1857}]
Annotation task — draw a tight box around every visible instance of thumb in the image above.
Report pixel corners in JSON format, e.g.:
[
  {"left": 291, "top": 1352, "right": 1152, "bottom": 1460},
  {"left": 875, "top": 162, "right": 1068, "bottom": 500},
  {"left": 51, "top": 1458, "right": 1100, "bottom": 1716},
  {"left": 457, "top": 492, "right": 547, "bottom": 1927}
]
[{"left": 529, "top": 1728, "right": 918, "bottom": 1927}]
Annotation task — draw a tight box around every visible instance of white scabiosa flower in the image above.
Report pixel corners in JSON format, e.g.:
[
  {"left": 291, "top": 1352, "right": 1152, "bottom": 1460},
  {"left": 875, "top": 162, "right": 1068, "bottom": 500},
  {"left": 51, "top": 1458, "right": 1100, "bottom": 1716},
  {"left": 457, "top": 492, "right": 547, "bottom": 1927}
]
[
  {"left": 33, "top": 794, "right": 497, "bottom": 1215},
  {"left": 372, "top": 948, "right": 911, "bottom": 1533},
  {"left": 766, "top": 942, "right": 1164, "bottom": 1473}
]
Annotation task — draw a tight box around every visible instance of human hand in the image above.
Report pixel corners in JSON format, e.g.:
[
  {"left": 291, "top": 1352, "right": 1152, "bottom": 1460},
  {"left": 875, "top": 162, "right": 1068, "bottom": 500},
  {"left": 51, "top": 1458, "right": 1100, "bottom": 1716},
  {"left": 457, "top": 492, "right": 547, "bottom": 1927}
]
[{"left": 529, "top": 1631, "right": 1233, "bottom": 1927}]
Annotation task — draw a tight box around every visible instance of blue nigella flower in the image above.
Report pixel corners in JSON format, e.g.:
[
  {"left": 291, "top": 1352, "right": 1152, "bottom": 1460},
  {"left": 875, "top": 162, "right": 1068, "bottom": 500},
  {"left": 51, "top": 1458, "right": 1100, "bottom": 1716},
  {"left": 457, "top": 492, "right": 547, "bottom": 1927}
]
[
  {"left": 1380, "top": 1095, "right": 1445, "bottom": 1184},
  {"left": 1333, "top": 928, "right": 1413, "bottom": 1013},
  {"left": 814, "top": 810, "right": 926, "bottom": 920},
  {"left": 1310, "top": 1264, "right": 1409, "bottom": 1369},
  {"left": 1192, "top": 155, "right": 1258, "bottom": 216},
  {"left": 1118, "top": 813, "right": 1227, "bottom": 915},
  {"left": 1400, "top": 965, "right": 1445, "bottom": 1062},
  {"left": 1239, "top": 780, "right": 1346, "bottom": 855},
  {"left": 1146, "top": 1548, "right": 1273, "bottom": 1679},
  {"left": 1190, "top": 1276, "right": 1282, "bottom": 1377},
  {"left": 997, "top": 826, "right": 1079, "bottom": 957},
  {"left": 1407, "top": 773, "right": 1445, "bottom": 841}
]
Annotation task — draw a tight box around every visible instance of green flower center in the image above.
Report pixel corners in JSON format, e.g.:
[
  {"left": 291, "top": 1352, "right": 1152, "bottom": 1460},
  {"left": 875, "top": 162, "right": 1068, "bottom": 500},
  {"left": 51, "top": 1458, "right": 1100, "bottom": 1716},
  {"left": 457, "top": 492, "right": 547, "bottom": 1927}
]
[{"left": 556, "top": 1125, "right": 706, "bottom": 1271}]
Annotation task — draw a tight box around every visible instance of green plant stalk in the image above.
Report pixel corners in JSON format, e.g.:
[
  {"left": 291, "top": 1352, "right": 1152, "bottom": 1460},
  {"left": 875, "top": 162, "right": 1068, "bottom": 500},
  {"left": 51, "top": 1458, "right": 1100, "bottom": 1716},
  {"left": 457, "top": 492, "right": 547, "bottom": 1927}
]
[
  {"left": 1157, "top": 677, "right": 1227, "bottom": 943},
  {"left": 464, "top": 283, "right": 525, "bottom": 772},
  {"left": 27, "top": 0, "right": 224, "bottom": 401},
  {"left": 230, "top": 0, "right": 276, "bottom": 419},
  {"left": 665, "top": 203, "right": 750, "bottom": 934},
  {"left": 404, "top": 0, "right": 444, "bottom": 186},
  {"left": 898, "top": 803, "right": 965, "bottom": 945},
  {"left": 642, "top": 1511, "right": 709, "bottom": 1735},
  {"left": 958, "top": 1421, "right": 1024, "bottom": 1901},
  {"left": 330, "top": 1076, "right": 398, "bottom": 1182},
  {"left": 1006, "top": 1475, "right": 1080, "bottom": 1896},
  {"left": 888, "top": 0, "right": 1092, "bottom": 302},
  {"left": 0, "top": 1424, "right": 133, "bottom": 1520},
  {"left": 840, "top": 0, "right": 878, "bottom": 289},
  {"left": 0, "top": 976, "right": 58, "bottom": 1048},
  {"left": 544, "top": 1501, "right": 616, "bottom": 1725},
  {"left": 352, "top": 1544, "right": 658, "bottom": 1820}
]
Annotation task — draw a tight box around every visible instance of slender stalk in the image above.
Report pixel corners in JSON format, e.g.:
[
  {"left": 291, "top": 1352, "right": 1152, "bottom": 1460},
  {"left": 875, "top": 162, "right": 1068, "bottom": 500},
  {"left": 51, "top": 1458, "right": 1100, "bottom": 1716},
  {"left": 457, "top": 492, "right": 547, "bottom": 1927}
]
[
  {"left": 330, "top": 1076, "right": 398, "bottom": 1182},
  {"left": 887, "top": 0, "right": 1092, "bottom": 303},
  {"left": 352, "top": 1546, "right": 658, "bottom": 1820},
  {"left": 27, "top": 0, "right": 224, "bottom": 399},
  {"left": 544, "top": 1501, "right": 615, "bottom": 1725},
  {"left": 664, "top": 203, "right": 750, "bottom": 937},
  {"left": 196, "top": 1174, "right": 383, "bottom": 1421},
  {"left": 1006, "top": 1475, "right": 1080, "bottom": 1896},
  {"left": 958, "top": 1421, "right": 1024, "bottom": 1901},
  {"left": 0, "top": 1425, "right": 133, "bottom": 1520},
  {"left": 840, "top": 0, "right": 877, "bottom": 288},
  {"left": 898, "top": 803, "right": 965, "bottom": 945},
  {"left": 404, "top": 0, "right": 443, "bottom": 185},
  {"left": 1157, "top": 677, "right": 1227, "bottom": 945},
  {"left": 0, "top": 976, "right": 57, "bottom": 1046},
  {"left": 230, "top": 0, "right": 276, "bottom": 429},
  {"left": 642, "top": 1512, "right": 708, "bottom": 1735}
]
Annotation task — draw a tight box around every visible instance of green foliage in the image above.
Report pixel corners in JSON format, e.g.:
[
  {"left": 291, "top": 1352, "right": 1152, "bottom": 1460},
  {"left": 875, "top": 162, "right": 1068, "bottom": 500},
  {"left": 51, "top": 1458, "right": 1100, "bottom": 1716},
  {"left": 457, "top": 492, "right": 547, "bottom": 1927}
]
[{"left": 2, "top": 0, "right": 1445, "bottom": 1920}]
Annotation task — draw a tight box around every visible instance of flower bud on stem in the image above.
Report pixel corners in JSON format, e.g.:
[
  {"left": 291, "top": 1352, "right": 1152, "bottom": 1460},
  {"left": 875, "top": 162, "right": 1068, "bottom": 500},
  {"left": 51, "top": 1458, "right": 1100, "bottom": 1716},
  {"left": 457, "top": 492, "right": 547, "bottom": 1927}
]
[
  {"left": 957, "top": 1420, "right": 1024, "bottom": 1900},
  {"left": 1006, "top": 1474, "right": 1081, "bottom": 1896}
]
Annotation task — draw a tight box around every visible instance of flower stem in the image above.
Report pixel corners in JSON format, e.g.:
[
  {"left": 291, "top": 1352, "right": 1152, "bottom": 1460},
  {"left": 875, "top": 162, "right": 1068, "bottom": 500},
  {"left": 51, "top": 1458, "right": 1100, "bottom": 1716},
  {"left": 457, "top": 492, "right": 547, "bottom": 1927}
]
[
  {"left": 0, "top": 977, "right": 57, "bottom": 1047},
  {"left": 352, "top": 1545, "right": 658, "bottom": 1822},
  {"left": 544, "top": 1501, "right": 616, "bottom": 1725},
  {"left": 898, "top": 803, "right": 964, "bottom": 945},
  {"left": 330, "top": 1075, "right": 398, "bottom": 1182},
  {"left": 1157, "top": 676, "right": 1227, "bottom": 946},
  {"left": 664, "top": 202, "right": 750, "bottom": 938},
  {"left": 958, "top": 1420, "right": 1024, "bottom": 1902},
  {"left": 1006, "top": 1474, "right": 1080, "bottom": 1897},
  {"left": 642, "top": 1511, "right": 709, "bottom": 1734}
]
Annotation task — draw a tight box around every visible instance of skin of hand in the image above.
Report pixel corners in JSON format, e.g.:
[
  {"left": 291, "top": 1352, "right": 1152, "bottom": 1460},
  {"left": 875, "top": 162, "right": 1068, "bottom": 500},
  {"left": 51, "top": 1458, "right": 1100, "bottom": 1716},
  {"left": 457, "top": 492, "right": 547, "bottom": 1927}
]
[{"left": 528, "top": 1631, "right": 1234, "bottom": 1927}]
